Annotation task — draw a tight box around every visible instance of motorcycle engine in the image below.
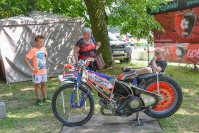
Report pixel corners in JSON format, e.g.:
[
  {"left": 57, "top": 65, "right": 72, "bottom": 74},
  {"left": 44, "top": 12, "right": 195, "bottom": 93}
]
[
  {"left": 99, "top": 94, "right": 125, "bottom": 116},
  {"left": 99, "top": 94, "right": 142, "bottom": 116},
  {"left": 116, "top": 96, "right": 142, "bottom": 116}
]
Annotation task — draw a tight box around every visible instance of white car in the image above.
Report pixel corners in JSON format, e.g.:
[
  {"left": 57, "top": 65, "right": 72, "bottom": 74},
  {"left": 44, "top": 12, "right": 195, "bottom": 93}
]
[{"left": 109, "top": 32, "right": 132, "bottom": 63}]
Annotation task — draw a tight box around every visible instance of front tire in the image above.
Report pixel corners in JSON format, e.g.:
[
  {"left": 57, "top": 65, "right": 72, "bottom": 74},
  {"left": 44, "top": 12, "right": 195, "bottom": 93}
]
[
  {"left": 144, "top": 76, "right": 183, "bottom": 119},
  {"left": 52, "top": 83, "right": 95, "bottom": 126},
  {"left": 126, "top": 56, "right": 131, "bottom": 63},
  {"left": 120, "top": 60, "right": 124, "bottom": 63}
]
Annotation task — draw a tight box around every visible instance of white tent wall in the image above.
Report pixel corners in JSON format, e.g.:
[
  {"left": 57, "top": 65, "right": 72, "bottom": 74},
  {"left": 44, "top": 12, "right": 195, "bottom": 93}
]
[{"left": 0, "top": 12, "right": 84, "bottom": 83}]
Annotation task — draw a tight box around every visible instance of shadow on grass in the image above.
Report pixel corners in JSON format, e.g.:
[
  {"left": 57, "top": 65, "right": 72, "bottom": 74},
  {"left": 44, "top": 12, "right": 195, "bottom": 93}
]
[{"left": 0, "top": 106, "right": 62, "bottom": 133}]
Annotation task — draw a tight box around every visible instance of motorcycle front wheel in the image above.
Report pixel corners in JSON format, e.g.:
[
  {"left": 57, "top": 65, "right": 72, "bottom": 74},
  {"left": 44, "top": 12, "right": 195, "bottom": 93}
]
[{"left": 52, "top": 83, "right": 94, "bottom": 126}]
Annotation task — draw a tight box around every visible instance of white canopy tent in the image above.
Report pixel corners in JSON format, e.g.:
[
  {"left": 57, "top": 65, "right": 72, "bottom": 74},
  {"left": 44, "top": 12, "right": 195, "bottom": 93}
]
[{"left": 0, "top": 12, "right": 84, "bottom": 83}]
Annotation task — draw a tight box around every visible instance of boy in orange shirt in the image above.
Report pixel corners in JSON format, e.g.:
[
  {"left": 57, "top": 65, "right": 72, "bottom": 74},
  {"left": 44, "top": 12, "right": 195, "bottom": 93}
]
[{"left": 24, "top": 35, "right": 51, "bottom": 106}]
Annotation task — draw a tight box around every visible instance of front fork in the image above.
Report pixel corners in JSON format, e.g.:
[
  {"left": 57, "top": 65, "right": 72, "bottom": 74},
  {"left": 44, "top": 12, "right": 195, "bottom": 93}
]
[
  {"left": 70, "top": 71, "right": 90, "bottom": 108},
  {"left": 76, "top": 83, "right": 80, "bottom": 106},
  {"left": 70, "top": 83, "right": 90, "bottom": 108}
]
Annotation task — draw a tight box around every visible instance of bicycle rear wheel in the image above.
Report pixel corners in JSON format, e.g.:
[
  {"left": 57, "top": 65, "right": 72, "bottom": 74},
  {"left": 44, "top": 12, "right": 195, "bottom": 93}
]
[{"left": 52, "top": 83, "right": 94, "bottom": 126}]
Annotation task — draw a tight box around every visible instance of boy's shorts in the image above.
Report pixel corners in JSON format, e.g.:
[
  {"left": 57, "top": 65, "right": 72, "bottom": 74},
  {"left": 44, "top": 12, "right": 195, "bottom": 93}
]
[{"left": 32, "top": 74, "right": 47, "bottom": 84}]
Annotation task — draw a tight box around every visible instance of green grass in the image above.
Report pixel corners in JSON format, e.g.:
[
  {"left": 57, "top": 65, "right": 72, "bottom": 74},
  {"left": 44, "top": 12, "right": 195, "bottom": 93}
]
[{"left": 0, "top": 61, "right": 199, "bottom": 133}]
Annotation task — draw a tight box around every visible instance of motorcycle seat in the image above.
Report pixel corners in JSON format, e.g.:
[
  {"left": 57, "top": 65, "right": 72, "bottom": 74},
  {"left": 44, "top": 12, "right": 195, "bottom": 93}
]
[
  {"left": 118, "top": 72, "right": 165, "bottom": 81},
  {"left": 117, "top": 70, "right": 136, "bottom": 80}
]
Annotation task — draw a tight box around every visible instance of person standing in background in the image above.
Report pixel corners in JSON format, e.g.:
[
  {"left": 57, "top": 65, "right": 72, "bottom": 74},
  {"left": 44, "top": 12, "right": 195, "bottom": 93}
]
[
  {"left": 74, "top": 27, "right": 101, "bottom": 71},
  {"left": 24, "top": 35, "right": 51, "bottom": 106}
]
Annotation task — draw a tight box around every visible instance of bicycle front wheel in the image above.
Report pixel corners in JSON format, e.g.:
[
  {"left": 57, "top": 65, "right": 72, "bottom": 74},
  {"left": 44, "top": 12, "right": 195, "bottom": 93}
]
[{"left": 52, "top": 83, "right": 94, "bottom": 126}]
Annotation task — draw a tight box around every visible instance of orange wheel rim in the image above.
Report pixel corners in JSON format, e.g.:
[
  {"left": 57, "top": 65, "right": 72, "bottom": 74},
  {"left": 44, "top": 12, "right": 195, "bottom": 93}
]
[{"left": 147, "top": 82, "right": 176, "bottom": 112}]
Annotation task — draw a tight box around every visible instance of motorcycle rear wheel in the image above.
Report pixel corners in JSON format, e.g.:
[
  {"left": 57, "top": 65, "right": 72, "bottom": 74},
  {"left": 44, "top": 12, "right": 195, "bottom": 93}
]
[
  {"left": 52, "top": 83, "right": 94, "bottom": 126},
  {"left": 144, "top": 76, "right": 183, "bottom": 119}
]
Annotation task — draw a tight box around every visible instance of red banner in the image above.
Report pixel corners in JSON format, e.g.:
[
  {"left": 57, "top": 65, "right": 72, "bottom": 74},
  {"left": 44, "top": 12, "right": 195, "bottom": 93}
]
[
  {"left": 155, "top": 43, "right": 189, "bottom": 62},
  {"left": 155, "top": 43, "right": 199, "bottom": 64},
  {"left": 184, "top": 44, "right": 199, "bottom": 64},
  {"left": 154, "top": 7, "right": 199, "bottom": 43}
]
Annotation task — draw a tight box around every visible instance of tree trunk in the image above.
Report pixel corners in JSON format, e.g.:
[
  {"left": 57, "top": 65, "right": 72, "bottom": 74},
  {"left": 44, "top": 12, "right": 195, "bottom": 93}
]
[{"left": 84, "top": 0, "right": 114, "bottom": 67}]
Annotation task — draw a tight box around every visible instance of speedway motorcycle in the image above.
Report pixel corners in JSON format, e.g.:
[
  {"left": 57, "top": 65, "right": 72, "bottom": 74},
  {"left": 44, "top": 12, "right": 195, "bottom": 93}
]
[{"left": 52, "top": 59, "right": 183, "bottom": 127}]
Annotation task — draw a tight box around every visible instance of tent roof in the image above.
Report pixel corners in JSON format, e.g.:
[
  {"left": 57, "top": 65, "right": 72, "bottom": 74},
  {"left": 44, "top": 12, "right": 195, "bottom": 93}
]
[{"left": 0, "top": 11, "right": 84, "bottom": 26}]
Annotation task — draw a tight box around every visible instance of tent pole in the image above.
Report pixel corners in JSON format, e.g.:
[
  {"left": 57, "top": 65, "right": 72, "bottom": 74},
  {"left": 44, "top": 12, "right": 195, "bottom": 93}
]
[{"left": 7, "top": 81, "right": 13, "bottom": 100}]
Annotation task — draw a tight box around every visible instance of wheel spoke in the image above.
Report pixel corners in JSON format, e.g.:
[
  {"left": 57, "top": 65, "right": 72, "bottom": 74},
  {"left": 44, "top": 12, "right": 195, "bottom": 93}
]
[{"left": 147, "top": 81, "right": 177, "bottom": 112}]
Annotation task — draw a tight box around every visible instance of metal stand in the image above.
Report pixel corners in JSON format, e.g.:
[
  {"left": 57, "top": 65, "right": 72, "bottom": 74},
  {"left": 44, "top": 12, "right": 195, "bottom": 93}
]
[
  {"left": 132, "top": 112, "right": 144, "bottom": 126},
  {"left": 59, "top": 124, "right": 65, "bottom": 133},
  {"left": 147, "top": 41, "right": 150, "bottom": 65},
  {"left": 193, "top": 64, "right": 199, "bottom": 71}
]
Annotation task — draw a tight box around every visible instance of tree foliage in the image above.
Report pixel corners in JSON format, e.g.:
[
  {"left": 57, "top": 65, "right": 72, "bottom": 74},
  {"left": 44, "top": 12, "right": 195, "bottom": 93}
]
[
  {"left": 0, "top": 0, "right": 166, "bottom": 38},
  {"left": 0, "top": 0, "right": 168, "bottom": 66},
  {"left": 105, "top": 0, "right": 166, "bottom": 40},
  {"left": 0, "top": 0, "right": 86, "bottom": 19},
  {"left": 0, "top": 0, "right": 29, "bottom": 18}
]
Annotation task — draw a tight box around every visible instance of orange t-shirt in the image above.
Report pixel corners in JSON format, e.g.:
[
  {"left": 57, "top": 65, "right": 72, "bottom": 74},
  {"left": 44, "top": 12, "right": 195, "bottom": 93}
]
[{"left": 26, "top": 47, "right": 47, "bottom": 75}]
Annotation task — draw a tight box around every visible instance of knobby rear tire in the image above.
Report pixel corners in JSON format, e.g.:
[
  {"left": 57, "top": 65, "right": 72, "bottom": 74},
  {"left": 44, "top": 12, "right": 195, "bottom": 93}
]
[
  {"left": 144, "top": 76, "right": 183, "bottom": 119},
  {"left": 52, "top": 83, "right": 95, "bottom": 126}
]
